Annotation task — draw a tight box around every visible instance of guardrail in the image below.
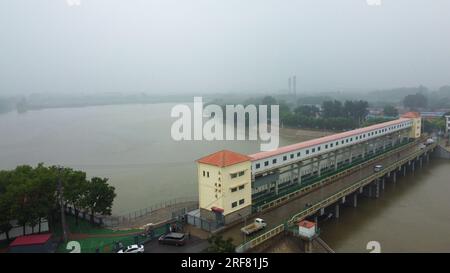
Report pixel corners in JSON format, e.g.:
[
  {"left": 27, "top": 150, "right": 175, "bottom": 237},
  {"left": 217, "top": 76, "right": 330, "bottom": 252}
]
[
  {"left": 255, "top": 139, "right": 420, "bottom": 213},
  {"left": 287, "top": 143, "right": 436, "bottom": 225},
  {"left": 236, "top": 224, "right": 285, "bottom": 253},
  {"left": 235, "top": 142, "right": 435, "bottom": 253},
  {"left": 102, "top": 196, "right": 199, "bottom": 227}
]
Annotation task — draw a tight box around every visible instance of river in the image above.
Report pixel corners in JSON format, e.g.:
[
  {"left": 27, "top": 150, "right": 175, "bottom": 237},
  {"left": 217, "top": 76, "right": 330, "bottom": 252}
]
[
  {"left": 1, "top": 103, "right": 449, "bottom": 252},
  {"left": 0, "top": 103, "right": 301, "bottom": 215}
]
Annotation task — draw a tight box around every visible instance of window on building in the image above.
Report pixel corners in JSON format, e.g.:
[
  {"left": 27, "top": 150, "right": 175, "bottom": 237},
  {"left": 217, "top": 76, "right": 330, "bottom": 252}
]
[
  {"left": 264, "top": 161, "right": 269, "bottom": 166},
  {"left": 297, "top": 152, "right": 301, "bottom": 157},
  {"left": 325, "top": 144, "right": 328, "bottom": 149},
  {"left": 239, "top": 185, "right": 245, "bottom": 190},
  {"left": 203, "top": 170, "right": 205, "bottom": 177},
  {"left": 330, "top": 143, "right": 334, "bottom": 148},
  {"left": 230, "top": 173, "right": 237, "bottom": 179},
  {"left": 273, "top": 159, "right": 277, "bottom": 164},
  {"left": 306, "top": 150, "right": 309, "bottom": 155},
  {"left": 231, "top": 187, "right": 237, "bottom": 192},
  {"left": 317, "top": 147, "right": 321, "bottom": 151},
  {"left": 312, "top": 148, "right": 315, "bottom": 153},
  {"left": 283, "top": 156, "right": 287, "bottom": 161},
  {"left": 232, "top": 202, "right": 237, "bottom": 208},
  {"left": 290, "top": 154, "right": 294, "bottom": 159},
  {"left": 238, "top": 171, "right": 245, "bottom": 176},
  {"left": 256, "top": 163, "right": 260, "bottom": 169},
  {"left": 239, "top": 199, "right": 245, "bottom": 205},
  {"left": 207, "top": 171, "right": 210, "bottom": 178}
]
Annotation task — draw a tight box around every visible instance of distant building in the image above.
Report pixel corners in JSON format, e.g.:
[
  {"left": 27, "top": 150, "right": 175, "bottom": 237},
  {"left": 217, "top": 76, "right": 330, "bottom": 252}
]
[
  {"left": 420, "top": 112, "right": 446, "bottom": 120},
  {"left": 401, "top": 112, "right": 422, "bottom": 139}
]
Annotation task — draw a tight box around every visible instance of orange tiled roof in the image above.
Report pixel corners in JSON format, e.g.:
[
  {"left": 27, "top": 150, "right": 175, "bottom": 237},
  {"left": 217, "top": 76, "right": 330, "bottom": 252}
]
[
  {"left": 298, "top": 220, "right": 316, "bottom": 229},
  {"left": 197, "top": 150, "right": 251, "bottom": 167},
  {"left": 401, "top": 112, "right": 421, "bottom": 118}
]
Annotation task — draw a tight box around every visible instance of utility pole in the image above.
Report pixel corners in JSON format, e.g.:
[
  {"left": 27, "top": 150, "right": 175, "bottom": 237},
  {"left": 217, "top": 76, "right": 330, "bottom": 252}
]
[{"left": 58, "top": 167, "right": 68, "bottom": 243}]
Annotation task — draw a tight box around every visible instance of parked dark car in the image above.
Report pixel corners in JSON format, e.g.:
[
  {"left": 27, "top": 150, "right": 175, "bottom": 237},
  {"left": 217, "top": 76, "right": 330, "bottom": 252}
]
[{"left": 158, "top": 232, "right": 186, "bottom": 246}]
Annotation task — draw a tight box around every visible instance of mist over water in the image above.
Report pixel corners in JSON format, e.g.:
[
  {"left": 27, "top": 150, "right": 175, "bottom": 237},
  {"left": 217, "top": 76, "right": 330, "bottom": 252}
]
[{"left": 0, "top": 103, "right": 294, "bottom": 214}]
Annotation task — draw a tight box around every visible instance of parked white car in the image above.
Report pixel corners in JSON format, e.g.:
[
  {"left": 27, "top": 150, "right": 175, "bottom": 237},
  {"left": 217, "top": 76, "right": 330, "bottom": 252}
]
[
  {"left": 373, "top": 164, "right": 383, "bottom": 172},
  {"left": 117, "top": 244, "right": 144, "bottom": 253}
]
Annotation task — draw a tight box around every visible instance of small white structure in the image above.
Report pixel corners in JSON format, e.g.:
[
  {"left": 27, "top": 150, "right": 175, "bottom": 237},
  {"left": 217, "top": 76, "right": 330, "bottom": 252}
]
[{"left": 297, "top": 220, "right": 317, "bottom": 239}]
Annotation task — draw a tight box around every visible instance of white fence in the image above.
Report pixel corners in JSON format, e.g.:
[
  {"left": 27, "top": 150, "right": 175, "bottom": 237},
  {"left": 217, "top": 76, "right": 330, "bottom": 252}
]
[{"left": 0, "top": 218, "right": 49, "bottom": 241}]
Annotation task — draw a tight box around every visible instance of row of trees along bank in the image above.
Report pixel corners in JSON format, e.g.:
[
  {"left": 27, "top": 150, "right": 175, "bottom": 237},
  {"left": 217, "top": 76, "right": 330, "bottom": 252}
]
[
  {"left": 0, "top": 164, "right": 116, "bottom": 241},
  {"left": 274, "top": 97, "right": 369, "bottom": 131},
  {"left": 214, "top": 96, "right": 371, "bottom": 132}
]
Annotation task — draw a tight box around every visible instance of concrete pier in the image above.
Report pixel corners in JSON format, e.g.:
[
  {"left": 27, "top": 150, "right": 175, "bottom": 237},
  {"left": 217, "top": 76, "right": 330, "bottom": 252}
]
[
  {"left": 374, "top": 180, "right": 380, "bottom": 198},
  {"left": 352, "top": 194, "right": 358, "bottom": 208},
  {"left": 334, "top": 203, "right": 340, "bottom": 219}
]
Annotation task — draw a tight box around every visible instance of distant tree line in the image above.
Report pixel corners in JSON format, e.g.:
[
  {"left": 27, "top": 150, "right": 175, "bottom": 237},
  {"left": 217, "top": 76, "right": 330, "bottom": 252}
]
[
  {"left": 258, "top": 96, "right": 370, "bottom": 131},
  {"left": 213, "top": 96, "right": 371, "bottom": 131},
  {"left": 0, "top": 164, "right": 116, "bottom": 241}
]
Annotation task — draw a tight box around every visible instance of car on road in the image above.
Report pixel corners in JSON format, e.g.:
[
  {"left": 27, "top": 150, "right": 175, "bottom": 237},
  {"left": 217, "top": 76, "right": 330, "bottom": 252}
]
[
  {"left": 426, "top": 138, "right": 435, "bottom": 145},
  {"left": 241, "top": 218, "right": 267, "bottom": 236},
  {"left": 373, "top": 164, "right": 383, "bottom": 172},
  {"left": 158, "top": 232, "right": 186, "bottom": 246},
  {"left": 419, "top": 143, "right": 426, "bottom": 150},
  {"left": 117, "top": 244, "right": 145, "bottom": 253}
]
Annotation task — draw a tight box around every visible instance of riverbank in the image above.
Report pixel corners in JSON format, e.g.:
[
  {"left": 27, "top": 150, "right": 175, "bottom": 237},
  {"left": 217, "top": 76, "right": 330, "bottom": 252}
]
[{"left": 280, "top": 127, "right": 335, "bottom": 142}]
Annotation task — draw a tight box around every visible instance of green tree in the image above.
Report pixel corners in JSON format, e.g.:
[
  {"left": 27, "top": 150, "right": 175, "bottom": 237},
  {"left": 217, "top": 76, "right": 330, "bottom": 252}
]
[
  {"left": 83, "top": 177, "right": 116, "bottom": 224},
  {"left": 62, "top": 168, "right": 88, "bottom": 226},
  {"left": 383, "top": 105, "right": 399, "bottom": 117},
  {"left": 0, "top": 189, "right": 13, "bottom": 241},
  {"left": 403, "top": 93, "right": 428, "bottom": 110},
  {"left": 294, "top": 105, "right": 320, "bottom": 117},
  {"left": 261, "top": 96, "right": 277, "bottom": 106},
  {"left": 206, "top": 235, "right": 235, "bottom": 253},
  {"left": 322, "top": 100, "right": 343, "bottom": 118}
]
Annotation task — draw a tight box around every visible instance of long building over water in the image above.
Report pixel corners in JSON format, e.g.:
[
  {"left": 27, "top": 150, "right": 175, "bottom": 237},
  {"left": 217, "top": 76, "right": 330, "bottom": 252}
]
[{"left": 196, "top": 112, "right": 422, "bottom": 225}]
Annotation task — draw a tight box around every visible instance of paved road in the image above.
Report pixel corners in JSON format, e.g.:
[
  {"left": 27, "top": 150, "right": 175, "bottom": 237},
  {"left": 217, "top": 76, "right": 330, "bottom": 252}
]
[
  {"left": 144, "top": 235, "right": 208, "bottom": 253},
  {"left": 220, "top": 143, "right": 422, "bottom": 245}
]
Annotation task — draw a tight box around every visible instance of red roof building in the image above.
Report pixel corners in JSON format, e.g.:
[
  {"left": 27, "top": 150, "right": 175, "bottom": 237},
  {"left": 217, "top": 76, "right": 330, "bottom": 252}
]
[
  {"left": 401, "top": 112, "right": 421, "bottom": 118},
  {"left": 197, "top": 150, "right": 252, "bottom": 167}
]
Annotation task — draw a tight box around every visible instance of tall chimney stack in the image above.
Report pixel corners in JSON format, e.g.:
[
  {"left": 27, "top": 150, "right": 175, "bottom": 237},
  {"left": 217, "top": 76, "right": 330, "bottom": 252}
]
[
  {"left": 293, "top": 75, "right": 297, "bottom": 97},
  {"left": 288, "top": 77, "right": 292, "bottom": 94}
]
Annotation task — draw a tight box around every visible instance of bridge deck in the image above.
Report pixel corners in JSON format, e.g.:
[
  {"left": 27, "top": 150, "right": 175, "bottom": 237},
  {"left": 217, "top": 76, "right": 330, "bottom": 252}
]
[{"left": 220, "top": 142, "right": 422, "bottom": 245}]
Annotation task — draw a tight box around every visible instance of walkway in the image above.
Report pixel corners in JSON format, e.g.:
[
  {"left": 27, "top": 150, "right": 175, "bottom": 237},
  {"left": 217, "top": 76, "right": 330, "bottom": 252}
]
[{"left": 220, "top": 142, "right": 422, "bottom": 246}]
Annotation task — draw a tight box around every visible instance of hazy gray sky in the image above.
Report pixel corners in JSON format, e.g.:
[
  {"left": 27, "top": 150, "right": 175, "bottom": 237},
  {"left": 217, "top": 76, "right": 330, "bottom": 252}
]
[{"left": 1, "top": 0, "right": 449, "bottom": 95}]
